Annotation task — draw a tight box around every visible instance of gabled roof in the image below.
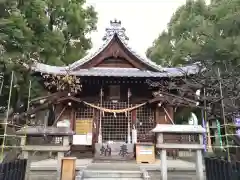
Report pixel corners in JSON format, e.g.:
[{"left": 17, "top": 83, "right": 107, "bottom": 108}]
[
  {"left": 32, "top": 19, "right": 162, "bottom": 73},
  {"left": 30, "top": 19, "right": 200, "bottom": 78}
]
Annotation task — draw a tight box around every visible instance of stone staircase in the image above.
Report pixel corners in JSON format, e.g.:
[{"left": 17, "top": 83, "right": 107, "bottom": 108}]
[{"left": 77, "top": 163, "right": 147, "bottom": 180}]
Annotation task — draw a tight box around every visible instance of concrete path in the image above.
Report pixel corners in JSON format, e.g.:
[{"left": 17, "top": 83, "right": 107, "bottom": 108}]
[
  {"left": 30, "top": 158, "right": 200, "bottom": 171},
  {"left": 29, "top": 158, "right": 204, "bottom": 180},
  {"left": 148, "top": 171, "right": 205, "bottom": 180},
  {"left": 30, "top": 158, "right": 93, "bottom": 171}
]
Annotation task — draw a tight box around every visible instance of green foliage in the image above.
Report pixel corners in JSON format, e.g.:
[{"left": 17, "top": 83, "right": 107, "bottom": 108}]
[
  {"left": 147, "top": 0, "right": 240, "bottom": 124},
  {"left": 147, "top": 0, "right": 240, "bottom": 67},
  {"left": 0, "top": 0, "right": 97, "bottom": 109}
]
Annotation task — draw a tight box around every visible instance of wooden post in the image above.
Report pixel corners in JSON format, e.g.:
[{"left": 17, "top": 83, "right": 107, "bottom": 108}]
[
  {"left": 206, "top": 121, "right": 212, "bottom": 152},
  {"left": 61, "top": 157, "right": 76, "bottom": 180}
]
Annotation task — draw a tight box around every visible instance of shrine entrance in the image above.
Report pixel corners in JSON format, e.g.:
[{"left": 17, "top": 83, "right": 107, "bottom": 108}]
[
  {"left": 101, "top": 101, "right": 131, "bottom": 143},
  {"left": 99, "top": 101, "right": 156, "bottom": 144}
]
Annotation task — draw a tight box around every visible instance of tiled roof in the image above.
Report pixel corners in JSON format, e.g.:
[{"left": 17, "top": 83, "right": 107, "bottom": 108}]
[
  {"left": 31, "top": 20, "right": 200, "bottom": 78},
  {"left": 35, "top": 65, "right": 199, "bottom": 78},
  {"left": 32, "top": 19, "right": 163, "bottom": 73}
]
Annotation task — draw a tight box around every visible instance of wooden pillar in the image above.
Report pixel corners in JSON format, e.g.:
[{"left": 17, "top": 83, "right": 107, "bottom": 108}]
[
  {"left": 206, "top": 121, "right": 213, "bottom": 152},
  {"left": 155, "top": 106, "right": 166, "bottom": 124},
  {"left": 70, "top": 107, "right": 75, "bottom": 130}
]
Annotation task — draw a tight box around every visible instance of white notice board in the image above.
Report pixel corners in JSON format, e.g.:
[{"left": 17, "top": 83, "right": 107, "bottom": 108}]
[{"left": 73, "top": 134, "right": 92, "bottom": 145}]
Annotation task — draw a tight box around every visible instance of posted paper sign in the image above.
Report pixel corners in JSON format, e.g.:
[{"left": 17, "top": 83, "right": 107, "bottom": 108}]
[
  {"left": 86, "top": 133, "right": 92, "bottom": 145},
  {"left": 73, "top": 134, "right": 92, "bottom": 145},
  {"left": 73, "top": 135, "right": 87, "bottom": 145},
  {"left": 139, "top": 149, "right": 153, "bottom": 155},
  {"left": 132, "top": 129, "right": 137, "bottom": 144}
]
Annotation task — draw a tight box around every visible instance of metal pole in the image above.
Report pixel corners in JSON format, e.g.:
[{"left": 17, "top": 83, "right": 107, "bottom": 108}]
[
  {"left": 25, "top": 80, "right": 31, "bottom": 139},
  {"left": 1, "top": 71, "right": 14, "bottom": 160},
  {"left": 27, "top": 80, "right": 31, "bottom": 111},
  {"left": 217, "top": 68, "right": 230, "bottom": 161},
  {"left": 98, "top": 88, "right": 103, "bottom": 143},
  {"left": 127, "top": 88, "right": 131, "bottom": 144},
  {"left": 0, "top": 74, "right": 4, "bottom": 95}
]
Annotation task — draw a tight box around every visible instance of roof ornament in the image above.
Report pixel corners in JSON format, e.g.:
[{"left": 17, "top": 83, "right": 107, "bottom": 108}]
[{"left": 102, "top": 19, "right": 129, "bottom": 41}]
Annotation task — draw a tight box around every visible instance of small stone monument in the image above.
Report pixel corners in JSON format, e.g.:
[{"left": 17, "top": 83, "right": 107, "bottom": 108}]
[{"left": 152, "top": 124, "right": 205, "bottom": 180}]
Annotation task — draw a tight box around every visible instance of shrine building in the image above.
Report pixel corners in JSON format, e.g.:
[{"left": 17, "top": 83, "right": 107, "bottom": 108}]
[{"left": 28, "top": 19, "right": 200, "bottom": 160}]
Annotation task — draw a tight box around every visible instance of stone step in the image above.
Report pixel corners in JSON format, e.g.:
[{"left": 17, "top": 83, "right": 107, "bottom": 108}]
[
  {"left": 83, "top": 170, "right": 143, "bottom": 178},
  {"left": 83, "top": 178, "right": 143, "bottom": 180},
  {"left": 87, "top": 162, "right": 140, "bottom": 171}
]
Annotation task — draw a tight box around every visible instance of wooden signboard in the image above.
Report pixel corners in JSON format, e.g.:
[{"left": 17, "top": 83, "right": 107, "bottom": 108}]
[
  {"left": 95, "top": 143, "right": 134, "bottom": 160},
  {"left": 61, "top": 157, "right": 76, "bottom": 180},
  {"left": 75, "top": 119, "right": 93, "bottom": 134},
  {"left": 136, "top": 143, "right": 155, "bottom": 164},
  {"left": 73, "top": 119, "right": 93, "bottom": 145}
]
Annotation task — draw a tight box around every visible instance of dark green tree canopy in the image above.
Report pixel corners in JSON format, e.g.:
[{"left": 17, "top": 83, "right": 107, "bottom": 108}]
[
  {"left": 147, "top": 0, "right": 240, "bottom": 67},
  {"left": 147, "top": 0, "right": 240, "bottom": 122},
  {"left": 0, "top": 0, "right": 97, "bottom": 66},
  {"left": 0, "top": 0, "right": 97, "bottom": 108}
]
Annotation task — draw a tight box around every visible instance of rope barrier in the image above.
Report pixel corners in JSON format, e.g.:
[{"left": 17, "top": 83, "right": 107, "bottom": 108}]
[{"left": 83, "top": 101, "right": 147, "bottom": 113}]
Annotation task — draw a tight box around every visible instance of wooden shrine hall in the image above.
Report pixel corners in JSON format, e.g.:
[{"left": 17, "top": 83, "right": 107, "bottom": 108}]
[{"left": 22, "top": 19, "right": 200, "bottom": 160}]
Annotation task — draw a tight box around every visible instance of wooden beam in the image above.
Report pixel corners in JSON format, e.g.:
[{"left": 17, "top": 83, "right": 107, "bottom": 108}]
[
  {"left": 22, "top": 145, "right": 70, "bottom": 152},
  {"left": 53, "top": 106, "right": 67, "bottom": 126},
  {"left": 156, "top": 144, "right": 204, "bottom": 150},
  {"left": 30, "top": 91, "right": 68, "bottom": 103},
  {"left": 148, "top": 96, "right": 207, "bottom": 110},
  {"left": 55, "top": 96, "right": 82, "bottom": 104}
]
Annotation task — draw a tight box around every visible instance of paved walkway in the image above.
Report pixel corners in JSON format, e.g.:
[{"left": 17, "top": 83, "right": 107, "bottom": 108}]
[
  {"left": 30, "top": 158, "right": 200, "bottom": 171},
  {"left": 148, "top": 171, "right": 205, "bottom": 180}
]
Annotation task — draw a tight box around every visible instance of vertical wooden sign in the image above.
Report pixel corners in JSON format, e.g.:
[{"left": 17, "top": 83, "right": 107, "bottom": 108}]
[{"left": 61, "top": 157, "right": 76, "bottom": 180}]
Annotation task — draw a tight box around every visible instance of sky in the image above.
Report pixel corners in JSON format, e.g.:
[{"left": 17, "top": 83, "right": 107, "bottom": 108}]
[{"left": 86, "top": 0, "right": 193, "bottom": 55}]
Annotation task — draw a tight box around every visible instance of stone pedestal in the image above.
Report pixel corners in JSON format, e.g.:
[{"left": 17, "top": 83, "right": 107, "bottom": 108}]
[
  {"left": 160, "top": 149, "right": 167, "bottom": 180},
  {"left": 95, "top": 143, "right": 134, "bottom": 160},
  {"left": 16, "top": 127, "right": 75, "bottom": 180},
  {"left": 152, "top": 124, "right": 205, "bottom": 180},
  {"left": 195, "top": 150, "right": 204, "bottom": 180}
]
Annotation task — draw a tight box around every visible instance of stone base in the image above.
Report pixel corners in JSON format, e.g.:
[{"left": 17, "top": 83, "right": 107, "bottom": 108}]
[{"left": 94, "top": 143, "right": 134, "bottom": 160}]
